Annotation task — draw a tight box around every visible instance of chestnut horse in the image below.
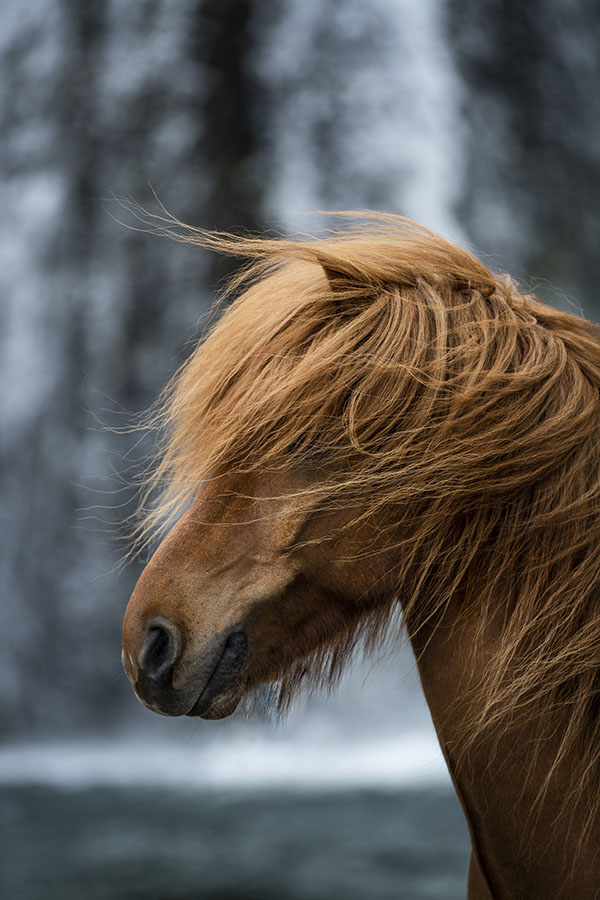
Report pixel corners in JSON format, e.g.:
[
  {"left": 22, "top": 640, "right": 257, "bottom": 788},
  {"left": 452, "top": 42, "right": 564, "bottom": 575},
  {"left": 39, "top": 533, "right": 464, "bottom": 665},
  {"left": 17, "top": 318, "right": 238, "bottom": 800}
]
[{"left": 122, "top": 213, "right": 600, "bottom": 899}]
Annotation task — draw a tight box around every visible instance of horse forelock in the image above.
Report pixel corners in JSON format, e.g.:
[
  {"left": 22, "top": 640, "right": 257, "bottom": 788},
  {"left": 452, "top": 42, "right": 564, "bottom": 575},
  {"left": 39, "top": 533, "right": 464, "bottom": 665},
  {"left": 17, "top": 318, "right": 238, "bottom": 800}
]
[{"left": 132, "top": 211, "right": 600, "bottom": 833}]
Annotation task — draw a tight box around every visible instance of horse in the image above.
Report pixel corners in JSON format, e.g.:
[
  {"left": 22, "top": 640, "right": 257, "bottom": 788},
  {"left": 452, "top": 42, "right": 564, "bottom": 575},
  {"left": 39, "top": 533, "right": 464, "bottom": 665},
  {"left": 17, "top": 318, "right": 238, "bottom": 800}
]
[{"left": 121, "top": 212, "right": 600, "bottom": 899}]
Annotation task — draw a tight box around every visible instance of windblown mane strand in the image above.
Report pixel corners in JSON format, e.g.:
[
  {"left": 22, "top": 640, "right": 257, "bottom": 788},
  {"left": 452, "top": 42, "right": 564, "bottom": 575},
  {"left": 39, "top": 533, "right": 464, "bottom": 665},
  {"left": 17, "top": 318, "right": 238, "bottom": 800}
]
[{"left": 134, "top": 210, "right": 600, "bottom": 832}]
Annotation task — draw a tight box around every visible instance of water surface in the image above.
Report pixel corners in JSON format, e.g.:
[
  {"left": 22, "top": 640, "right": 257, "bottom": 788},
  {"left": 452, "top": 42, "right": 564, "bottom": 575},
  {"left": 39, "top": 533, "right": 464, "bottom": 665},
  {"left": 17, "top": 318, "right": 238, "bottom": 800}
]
[{"left": 1, "top": 785, "right": 469, "bottom": 900}]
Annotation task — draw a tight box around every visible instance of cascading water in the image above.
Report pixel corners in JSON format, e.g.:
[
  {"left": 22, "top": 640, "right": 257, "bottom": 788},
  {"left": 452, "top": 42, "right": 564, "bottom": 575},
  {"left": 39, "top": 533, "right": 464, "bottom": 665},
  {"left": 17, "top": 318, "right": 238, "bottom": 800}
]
[
  {"left": 15, "top": 1, "right": 600, "bottom": 896},
  {"left": 3, "top": 1, "right": 597, "bottom": 895},
  {"left": 0, "top": 0, "right": 464, "bottom": 769}
]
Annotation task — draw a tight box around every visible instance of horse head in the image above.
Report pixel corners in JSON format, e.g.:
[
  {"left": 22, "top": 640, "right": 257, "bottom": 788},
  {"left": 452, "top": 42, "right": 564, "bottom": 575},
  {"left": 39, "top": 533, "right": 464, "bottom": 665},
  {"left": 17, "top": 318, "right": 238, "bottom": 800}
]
[
  {"left": 122, "top": 467, "right": 398, "bottom": 719},
  {"left": 121, "top": 213, "right": 600, "bottom": 892}
]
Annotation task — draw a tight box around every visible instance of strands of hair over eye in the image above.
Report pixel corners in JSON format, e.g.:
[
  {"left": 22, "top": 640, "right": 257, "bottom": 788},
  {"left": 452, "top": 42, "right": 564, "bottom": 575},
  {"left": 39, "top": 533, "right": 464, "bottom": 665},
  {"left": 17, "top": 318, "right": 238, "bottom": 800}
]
[{"left": 130, "top": 209, "right": 600, "bottom": 837}]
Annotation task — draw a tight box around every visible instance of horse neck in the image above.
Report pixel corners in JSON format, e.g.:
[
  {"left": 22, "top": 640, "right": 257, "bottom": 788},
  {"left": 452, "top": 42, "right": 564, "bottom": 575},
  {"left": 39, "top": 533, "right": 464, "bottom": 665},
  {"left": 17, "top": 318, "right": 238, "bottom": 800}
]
[{"left": 407, "top": 597, "right": 599, "bottom": 900}]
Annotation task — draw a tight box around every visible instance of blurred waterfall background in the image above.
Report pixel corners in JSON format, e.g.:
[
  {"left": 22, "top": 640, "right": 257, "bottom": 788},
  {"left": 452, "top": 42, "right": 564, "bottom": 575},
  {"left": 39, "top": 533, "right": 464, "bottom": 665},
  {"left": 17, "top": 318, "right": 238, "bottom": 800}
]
[{"left": 1, "top": 1, "right": 599, "bottom": 898}]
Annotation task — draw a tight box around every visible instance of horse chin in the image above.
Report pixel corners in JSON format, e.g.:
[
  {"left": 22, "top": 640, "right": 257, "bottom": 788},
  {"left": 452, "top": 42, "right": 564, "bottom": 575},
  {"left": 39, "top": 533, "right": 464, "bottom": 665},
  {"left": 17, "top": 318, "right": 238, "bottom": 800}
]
[
  {"left": 184, "top": 627, "right": 248, "bottom": 719},
  {"left": 186, "top": 690, "right": 242, "bottom": 720}
]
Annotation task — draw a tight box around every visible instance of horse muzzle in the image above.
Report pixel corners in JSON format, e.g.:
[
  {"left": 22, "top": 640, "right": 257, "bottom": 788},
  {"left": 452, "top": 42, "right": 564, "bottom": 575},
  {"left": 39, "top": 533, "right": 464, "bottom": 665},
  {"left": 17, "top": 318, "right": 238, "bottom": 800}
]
[{"left": 122, "top": 616, "right": 248, "bottom": 720}]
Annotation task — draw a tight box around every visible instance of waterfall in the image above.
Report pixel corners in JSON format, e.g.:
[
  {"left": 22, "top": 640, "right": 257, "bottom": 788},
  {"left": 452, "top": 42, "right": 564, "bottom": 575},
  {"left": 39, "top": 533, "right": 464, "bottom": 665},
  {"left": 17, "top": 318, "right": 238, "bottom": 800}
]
[
  {"left": 259, "top": 0, "right": 465, "bottom": 238},
  {"left": 2, "top": 0, "right": 594, "bottom": 788}
]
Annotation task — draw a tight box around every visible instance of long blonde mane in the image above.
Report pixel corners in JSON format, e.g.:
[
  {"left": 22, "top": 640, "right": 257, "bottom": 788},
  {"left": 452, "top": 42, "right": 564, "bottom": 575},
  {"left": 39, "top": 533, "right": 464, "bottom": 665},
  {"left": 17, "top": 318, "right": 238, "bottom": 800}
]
[{"left": 134, "top": 210, "right": 600, "bottom": 824}]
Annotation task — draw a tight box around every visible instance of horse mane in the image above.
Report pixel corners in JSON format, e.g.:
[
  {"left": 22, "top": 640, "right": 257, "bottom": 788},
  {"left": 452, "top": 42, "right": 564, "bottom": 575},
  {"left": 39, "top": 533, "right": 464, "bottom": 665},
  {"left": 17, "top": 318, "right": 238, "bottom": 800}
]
[{"left": 133, "top": 209, "right": 600, "bottom": 830}]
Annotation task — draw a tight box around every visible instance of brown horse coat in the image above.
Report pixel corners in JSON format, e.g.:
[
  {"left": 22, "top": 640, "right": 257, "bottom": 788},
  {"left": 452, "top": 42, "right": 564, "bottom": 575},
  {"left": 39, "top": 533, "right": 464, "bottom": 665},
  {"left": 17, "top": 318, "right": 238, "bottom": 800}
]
[{"left": 121, "top": 212, "right": 600, "bottom": 898}]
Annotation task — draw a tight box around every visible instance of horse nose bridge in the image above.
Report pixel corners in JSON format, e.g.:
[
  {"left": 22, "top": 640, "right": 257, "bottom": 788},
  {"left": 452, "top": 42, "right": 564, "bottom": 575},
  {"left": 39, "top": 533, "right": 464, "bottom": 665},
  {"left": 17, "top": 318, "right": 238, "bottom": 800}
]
[{"left": 125, "top": 533, "right": 197, "bottom": 615}]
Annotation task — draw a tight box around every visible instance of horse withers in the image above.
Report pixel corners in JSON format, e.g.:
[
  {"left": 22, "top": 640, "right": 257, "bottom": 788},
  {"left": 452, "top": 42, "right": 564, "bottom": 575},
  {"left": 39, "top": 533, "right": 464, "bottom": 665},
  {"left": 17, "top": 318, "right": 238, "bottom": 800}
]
[{"left": 122, "top": 214, "right": 600, "bottom": 899}]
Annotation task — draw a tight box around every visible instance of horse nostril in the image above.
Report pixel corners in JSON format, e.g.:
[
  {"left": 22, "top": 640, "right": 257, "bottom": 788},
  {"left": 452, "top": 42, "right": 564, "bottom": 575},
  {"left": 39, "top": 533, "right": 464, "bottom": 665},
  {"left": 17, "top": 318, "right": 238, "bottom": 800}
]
[{"left": 140, "top": 619, "right": 180, "bottom": 681}]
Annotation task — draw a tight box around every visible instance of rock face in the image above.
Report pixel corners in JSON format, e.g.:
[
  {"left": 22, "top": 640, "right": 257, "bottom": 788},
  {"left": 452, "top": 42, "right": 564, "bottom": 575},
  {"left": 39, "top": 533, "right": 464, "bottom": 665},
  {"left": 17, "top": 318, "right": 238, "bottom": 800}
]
[{"left": 0, "top": 0, "right": 597, "bottom": 736}]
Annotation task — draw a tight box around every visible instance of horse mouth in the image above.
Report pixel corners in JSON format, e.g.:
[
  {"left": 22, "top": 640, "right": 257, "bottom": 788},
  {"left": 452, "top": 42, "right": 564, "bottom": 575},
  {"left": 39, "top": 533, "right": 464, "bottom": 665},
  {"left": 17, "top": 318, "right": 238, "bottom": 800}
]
[{"left": 186, "top": 628, "right": 248, "bottom": 720}]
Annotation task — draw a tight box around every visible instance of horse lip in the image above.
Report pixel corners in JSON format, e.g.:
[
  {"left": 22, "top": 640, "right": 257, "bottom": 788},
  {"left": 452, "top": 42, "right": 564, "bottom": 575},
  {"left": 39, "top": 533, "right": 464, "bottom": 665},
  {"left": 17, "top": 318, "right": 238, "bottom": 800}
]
[{"left": 186, "top": 627, "right": 248, "bottom": 718}]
